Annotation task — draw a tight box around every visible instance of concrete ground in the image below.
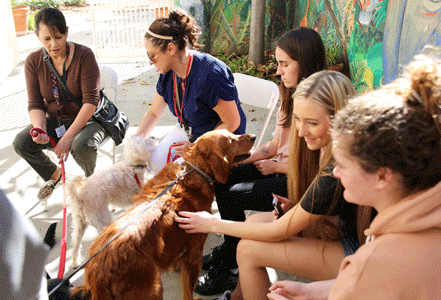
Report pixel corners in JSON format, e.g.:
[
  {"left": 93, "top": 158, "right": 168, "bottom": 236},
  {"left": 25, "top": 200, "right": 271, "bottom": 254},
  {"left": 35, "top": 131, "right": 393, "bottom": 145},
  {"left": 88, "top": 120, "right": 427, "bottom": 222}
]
[{"left": 0, "top": 7, "right": 295, "bottom": 299}]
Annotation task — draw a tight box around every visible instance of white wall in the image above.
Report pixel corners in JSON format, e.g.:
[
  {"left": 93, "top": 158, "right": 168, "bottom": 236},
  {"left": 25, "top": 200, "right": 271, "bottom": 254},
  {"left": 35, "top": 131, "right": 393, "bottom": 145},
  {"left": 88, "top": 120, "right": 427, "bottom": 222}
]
[{"left": 0, "top": 0, "right": 20, "bottom": 84}]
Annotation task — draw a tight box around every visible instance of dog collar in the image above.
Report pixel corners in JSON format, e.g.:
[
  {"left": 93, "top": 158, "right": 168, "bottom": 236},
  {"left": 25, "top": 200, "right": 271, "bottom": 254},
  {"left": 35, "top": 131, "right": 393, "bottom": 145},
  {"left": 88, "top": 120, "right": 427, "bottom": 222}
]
[{"left": 183, "top": 160, "right": 216, "bottom": 184}]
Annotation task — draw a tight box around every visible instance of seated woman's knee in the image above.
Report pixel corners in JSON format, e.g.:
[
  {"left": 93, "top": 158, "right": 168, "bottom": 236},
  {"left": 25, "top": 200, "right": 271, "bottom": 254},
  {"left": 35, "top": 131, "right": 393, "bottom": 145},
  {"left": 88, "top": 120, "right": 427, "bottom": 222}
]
[
  {"left": 12, "top": 135, "right": 24, "bottom": 155},
  {"left": 13, "top": 130, "right": 30, "bottom": 156},
  {"left": 237, "top": 239, "right": 260, "bottom": 266}
]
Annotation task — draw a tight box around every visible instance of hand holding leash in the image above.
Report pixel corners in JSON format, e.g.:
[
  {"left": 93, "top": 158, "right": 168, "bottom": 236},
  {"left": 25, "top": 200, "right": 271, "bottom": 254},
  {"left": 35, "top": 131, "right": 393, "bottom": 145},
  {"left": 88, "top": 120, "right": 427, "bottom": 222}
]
[
  {"left": 30, "top": 128, "right": 50, "bottom": 145},
  {"left": 30, "top": 128, "right": 68, "bottom": 163}
]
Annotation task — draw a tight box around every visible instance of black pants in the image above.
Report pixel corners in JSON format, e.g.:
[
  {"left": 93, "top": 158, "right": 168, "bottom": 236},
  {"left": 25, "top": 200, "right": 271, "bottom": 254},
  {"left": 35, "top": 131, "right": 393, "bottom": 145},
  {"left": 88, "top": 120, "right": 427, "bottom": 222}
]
[
  {"left": 13, "top": 118, "right": 107, "bottom": 181},
  {"left": 215, "top": 163, "right": 288, "bottom": 268}
]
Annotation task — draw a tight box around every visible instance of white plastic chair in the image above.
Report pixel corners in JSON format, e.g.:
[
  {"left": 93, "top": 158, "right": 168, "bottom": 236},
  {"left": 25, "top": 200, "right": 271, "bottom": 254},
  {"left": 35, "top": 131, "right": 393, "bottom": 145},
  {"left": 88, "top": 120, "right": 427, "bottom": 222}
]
[
  {"left": 98, "top": 65, "right": 118, "bottom": 164},
  {"left": 233, "top": 73, "right": 280, "bottom": 147}
]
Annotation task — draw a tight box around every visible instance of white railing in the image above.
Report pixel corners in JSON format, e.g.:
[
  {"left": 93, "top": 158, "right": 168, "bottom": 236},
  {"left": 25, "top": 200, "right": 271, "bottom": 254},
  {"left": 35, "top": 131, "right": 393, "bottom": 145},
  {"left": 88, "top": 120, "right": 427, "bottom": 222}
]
[{"left": 90, "top": 0, "right": 172, "bottom": 60}]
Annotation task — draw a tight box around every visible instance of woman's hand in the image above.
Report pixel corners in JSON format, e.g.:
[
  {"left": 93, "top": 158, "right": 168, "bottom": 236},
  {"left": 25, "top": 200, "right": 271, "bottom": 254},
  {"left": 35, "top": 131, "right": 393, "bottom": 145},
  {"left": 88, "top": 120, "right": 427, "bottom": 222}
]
[
  {"left": 273, "top": 194, "right": 293, "bottom": 212},
  {"left": 175, "top": 211, "right": 217, "bottom": 233},
  {"left": 268, "top": 280, "right": 334, "bottom": 300},
  {"left": 268, "top": 281, "right": 308, "bottom": 300},
  {"left": 253, "top": 159, "right": 279, "bottom": 175},
  {"left": 173, "top": 141, "right": 193, "bottom": 156},
  {"left": 53, "top": 134, "right": 73, "bottom": 162},
  {"left": 32, "top": 132, "right": 50, "bottom": 145}
]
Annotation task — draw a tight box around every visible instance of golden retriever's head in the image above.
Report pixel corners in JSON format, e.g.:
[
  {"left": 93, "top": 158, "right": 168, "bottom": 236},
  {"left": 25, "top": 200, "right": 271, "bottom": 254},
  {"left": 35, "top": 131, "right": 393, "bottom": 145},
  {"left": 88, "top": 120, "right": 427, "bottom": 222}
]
[{"left": 183, "top": 130, "right": 255, "bottom": 184}]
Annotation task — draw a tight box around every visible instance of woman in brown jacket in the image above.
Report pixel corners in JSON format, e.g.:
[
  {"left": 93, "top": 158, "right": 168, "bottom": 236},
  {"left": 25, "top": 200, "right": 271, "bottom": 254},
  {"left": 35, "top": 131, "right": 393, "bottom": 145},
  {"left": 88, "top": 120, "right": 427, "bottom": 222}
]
[{"left": 13, "top": 7, "right": 106, "bottom": 200}]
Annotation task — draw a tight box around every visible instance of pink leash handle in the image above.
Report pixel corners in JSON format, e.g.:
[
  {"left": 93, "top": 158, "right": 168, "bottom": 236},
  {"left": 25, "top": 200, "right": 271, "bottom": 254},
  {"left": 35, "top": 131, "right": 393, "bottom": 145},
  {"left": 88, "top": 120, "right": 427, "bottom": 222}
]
[
  {"left": 30, "top": 127, "right": 67, "bottom": 278},
  {"left": 167, "top": 144, "right": 180, "bottom": 164},
  {"left": 30, "top": 127, "right": 57, "bottom": 148}
]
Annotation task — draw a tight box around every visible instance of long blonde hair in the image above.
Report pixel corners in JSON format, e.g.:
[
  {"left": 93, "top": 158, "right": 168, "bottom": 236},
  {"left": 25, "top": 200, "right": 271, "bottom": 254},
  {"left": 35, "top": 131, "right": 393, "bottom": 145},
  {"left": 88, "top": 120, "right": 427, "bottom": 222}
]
[
  {"left": 288, "top": 70, "right": 355, "bottom": 203},
  {"left": 287, "top": 70, "right": 357, "bottom": 240}
]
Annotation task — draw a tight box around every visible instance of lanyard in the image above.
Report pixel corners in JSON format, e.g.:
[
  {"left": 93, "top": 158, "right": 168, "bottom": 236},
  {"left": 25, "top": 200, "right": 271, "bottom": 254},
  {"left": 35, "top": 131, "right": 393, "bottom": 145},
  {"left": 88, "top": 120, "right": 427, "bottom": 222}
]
[
  {"left": 172, "top": 53, "right": 193, "bottom": 125},
  {"left": 49, "top": 43, "right": 70, "bottom": 125}
]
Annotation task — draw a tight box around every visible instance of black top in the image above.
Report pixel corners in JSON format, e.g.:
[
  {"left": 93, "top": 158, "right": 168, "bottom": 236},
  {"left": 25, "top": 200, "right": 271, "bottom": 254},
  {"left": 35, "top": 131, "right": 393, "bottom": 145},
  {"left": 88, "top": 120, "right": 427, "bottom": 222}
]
[{"left": 300, "top": 172, "right": 358, "bottom": 241}]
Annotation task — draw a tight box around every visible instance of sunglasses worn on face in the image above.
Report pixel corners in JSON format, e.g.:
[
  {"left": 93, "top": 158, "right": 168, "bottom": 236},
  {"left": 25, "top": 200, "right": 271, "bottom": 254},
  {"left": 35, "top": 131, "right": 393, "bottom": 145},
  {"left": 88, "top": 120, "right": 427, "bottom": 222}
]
[{"left": 147, "top": 50, "right": 161, "bottom": 62}]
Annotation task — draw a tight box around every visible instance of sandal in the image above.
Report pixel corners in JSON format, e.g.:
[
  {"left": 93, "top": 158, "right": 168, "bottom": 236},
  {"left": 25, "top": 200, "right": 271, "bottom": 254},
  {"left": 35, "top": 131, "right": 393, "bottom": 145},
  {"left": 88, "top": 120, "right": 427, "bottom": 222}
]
[{"left": 37, "top": 174, "right": 62, "bottom": 200}]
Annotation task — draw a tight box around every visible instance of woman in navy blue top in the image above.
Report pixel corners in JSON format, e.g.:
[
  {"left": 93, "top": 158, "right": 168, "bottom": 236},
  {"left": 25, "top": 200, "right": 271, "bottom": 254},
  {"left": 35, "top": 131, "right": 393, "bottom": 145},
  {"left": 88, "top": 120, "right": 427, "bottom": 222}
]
[{"left": 135, "top": 9, "right": 246, "bottom": 173}]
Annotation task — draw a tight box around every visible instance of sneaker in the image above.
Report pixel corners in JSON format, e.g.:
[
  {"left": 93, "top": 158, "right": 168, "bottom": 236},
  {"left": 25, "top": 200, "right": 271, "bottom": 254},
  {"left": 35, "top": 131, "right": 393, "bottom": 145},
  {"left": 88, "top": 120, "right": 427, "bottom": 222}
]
[
  {"left": 218, "top": 290, "right": 231, "bottom": 300},
  {"left": 202, "top": 243, "right": 228, "bottom": 271},
  {"left": 37, "top": 174, "right": 62, "bottom": 200},
  {"left": 194, "top": 266, "right": 238, "bottom": 296}
]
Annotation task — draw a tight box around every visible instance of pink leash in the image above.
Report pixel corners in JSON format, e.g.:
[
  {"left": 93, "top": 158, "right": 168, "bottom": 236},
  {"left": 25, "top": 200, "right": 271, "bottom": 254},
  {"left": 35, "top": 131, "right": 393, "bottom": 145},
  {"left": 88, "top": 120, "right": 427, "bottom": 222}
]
[{"left": 30, "top": 127, "right": 67, "bottom": 279}]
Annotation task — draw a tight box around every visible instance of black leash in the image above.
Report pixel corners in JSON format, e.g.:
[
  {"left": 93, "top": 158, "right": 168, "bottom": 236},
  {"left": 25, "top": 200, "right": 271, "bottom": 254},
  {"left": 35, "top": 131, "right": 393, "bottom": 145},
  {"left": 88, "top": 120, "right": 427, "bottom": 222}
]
[{"left": 48, "top": 160, "right": 215, "bottom": 296}]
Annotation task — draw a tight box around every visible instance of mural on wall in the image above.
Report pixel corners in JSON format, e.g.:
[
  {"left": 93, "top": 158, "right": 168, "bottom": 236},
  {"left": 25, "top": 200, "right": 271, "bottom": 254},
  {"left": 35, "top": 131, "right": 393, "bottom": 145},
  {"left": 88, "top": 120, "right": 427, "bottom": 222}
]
[
  {"left": 294, "top": 0, "right": 387, "bottom": 92},
  {"left": 382, "top": 0, "right": 441, "bottom": 84},
  {"left": 203, "top": 0, "right": 441, "bottom": 92},
  {"left": 201, "top": 0, "right": 252, "bottom": 55}
]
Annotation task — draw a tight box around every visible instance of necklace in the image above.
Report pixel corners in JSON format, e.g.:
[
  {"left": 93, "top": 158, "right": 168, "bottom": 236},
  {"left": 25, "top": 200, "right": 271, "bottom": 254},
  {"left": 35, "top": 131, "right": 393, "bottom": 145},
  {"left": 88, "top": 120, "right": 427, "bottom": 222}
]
[
  {"left": 172, "top": 53, "right": 193, "bottom": 124},
  {"left": 50, "top": 43, "right": 70, "bottom": 125}
]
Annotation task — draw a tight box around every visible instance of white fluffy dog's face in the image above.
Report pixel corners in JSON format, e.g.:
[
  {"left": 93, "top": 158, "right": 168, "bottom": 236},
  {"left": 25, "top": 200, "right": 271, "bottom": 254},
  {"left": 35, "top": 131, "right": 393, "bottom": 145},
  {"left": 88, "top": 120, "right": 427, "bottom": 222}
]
[{"left": 123, "top": 136, "right": 158, "bottom": 166}]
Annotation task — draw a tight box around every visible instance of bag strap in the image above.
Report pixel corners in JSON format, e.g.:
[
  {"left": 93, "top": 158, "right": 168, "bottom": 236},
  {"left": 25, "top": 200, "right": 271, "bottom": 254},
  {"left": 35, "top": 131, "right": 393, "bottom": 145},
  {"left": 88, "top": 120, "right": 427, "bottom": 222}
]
[{"left": 42, "top": 48, "right": 83, "bottom": 108}]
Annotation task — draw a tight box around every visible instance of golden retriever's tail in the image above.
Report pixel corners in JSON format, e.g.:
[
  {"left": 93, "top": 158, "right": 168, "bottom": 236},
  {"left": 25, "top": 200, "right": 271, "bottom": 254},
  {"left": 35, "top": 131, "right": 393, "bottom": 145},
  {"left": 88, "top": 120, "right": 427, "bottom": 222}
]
[{"left": 64, "top": 175, "right": 85, "bottom": 206}]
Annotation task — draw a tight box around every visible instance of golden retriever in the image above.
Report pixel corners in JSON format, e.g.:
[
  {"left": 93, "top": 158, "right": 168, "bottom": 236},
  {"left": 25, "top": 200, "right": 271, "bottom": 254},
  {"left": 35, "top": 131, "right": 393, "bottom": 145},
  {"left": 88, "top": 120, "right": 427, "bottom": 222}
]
[{"left": 71, "top": 129, "right": 255, "bottom": 300}]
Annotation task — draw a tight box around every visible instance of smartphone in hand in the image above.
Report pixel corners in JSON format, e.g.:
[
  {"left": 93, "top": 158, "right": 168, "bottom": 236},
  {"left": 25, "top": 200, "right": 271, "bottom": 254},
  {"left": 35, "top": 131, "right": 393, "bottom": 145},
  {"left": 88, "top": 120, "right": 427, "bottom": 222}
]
[{"left": 272, "top": 196, "right": 284, "bottom": 217}]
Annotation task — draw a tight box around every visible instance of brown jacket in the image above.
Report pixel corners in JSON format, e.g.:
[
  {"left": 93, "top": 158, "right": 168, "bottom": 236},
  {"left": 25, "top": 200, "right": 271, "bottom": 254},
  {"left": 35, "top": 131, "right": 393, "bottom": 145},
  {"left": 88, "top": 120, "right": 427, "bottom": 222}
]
[
  {"left": 329, "top": 181, "right": 441, "bottom": 299},
  {"left": 25, "top": 42, "right": 100, "bottom": 120}
]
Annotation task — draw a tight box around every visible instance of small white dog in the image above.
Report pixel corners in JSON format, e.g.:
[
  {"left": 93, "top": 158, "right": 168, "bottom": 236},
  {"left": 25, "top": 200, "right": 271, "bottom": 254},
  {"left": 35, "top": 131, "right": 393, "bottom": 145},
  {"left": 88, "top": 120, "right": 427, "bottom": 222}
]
[{"left": 65, "top": 135, "right": 158, "bottom": 268}]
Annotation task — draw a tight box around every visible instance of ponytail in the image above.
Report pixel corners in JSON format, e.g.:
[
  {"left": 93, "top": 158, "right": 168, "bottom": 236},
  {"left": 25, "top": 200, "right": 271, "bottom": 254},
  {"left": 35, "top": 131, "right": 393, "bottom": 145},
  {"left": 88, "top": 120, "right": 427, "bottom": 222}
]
[{"left": 145, "top": 8, "right": 204, "bottom": 50}]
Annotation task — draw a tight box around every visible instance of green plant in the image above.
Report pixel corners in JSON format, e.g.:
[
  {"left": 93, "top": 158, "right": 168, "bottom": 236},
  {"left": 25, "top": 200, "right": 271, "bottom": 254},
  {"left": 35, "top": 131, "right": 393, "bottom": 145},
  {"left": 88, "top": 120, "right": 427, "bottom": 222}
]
[
  {"left": 12, "top": 0, "right": 86, "bottom": 10},
  {"left": 215, "top": 50, "right": 280, "bottom": 84},
  {"left": 61, "top": 0, "right": 87, "bottom": 6},
  {"left": 325, "top": 43, "right": 340, "bottom": 67},
  {"left": 16, "top": 0, "right": 61, "bottom": 9},
  {"left": 28, "top": 10, "right": 38, "bottom": 30}
]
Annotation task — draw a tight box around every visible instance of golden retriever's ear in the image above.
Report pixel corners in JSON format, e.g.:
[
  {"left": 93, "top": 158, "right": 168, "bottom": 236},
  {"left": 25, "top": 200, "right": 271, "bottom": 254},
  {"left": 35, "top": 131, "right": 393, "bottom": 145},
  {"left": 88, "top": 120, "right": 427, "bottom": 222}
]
[
  {"left": 207, "top": 140, "right": 231, "bottom": 184},
  {"left": 210, "top": 150, "right": 230, "bottom": 184},
  {"left": 185, "top": 136, "right": 231, "bottom": 184}
]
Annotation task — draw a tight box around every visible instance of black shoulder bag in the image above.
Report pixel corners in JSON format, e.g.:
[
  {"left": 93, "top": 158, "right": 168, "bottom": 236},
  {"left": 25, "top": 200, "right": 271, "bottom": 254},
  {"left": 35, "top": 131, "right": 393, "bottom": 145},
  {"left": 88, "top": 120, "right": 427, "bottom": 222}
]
[{"left": 43, "top": 49, "right": 129, "bottom": 145}]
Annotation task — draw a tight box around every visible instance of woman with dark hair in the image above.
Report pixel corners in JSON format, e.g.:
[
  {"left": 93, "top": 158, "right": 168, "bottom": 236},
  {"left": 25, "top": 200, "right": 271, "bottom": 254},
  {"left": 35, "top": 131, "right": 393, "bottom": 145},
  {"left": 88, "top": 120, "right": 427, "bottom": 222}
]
[
  {"left": 189, "top": 27, "right": 327, "bottom": 297},
  {"left": 13, "top": 7, "right": 107, "bottom": 200},
  {"left": 134, "top": 8, "right": 246, "bottom": 173},
  {"left": 268, "top": 54, "right": 441, "bottom": 300}
]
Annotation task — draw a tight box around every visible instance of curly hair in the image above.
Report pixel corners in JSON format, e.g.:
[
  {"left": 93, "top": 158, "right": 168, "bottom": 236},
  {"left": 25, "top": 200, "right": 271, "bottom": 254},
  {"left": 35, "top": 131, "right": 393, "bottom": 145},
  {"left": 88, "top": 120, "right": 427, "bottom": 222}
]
[
  {"left": 145, "top": 8, "right": 203, "bottom": 51},
  {"left": 332, "top": 54, "right": 441, "bottom": 194}
]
